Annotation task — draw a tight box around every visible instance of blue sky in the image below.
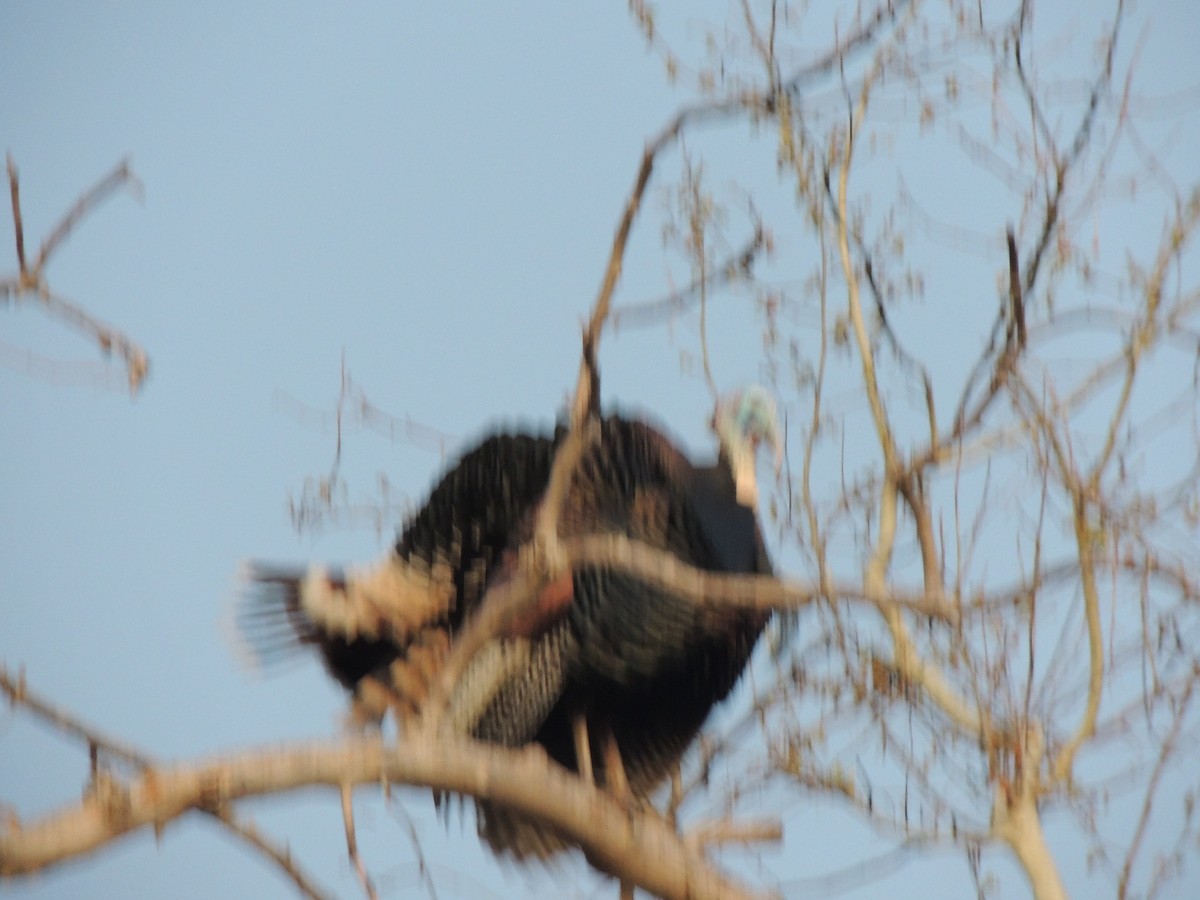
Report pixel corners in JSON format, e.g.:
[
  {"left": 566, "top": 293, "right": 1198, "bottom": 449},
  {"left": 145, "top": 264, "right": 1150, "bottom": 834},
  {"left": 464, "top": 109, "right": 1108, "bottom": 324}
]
[{"left": 2, "top": 3, "right": 1197, "bottom": 899}]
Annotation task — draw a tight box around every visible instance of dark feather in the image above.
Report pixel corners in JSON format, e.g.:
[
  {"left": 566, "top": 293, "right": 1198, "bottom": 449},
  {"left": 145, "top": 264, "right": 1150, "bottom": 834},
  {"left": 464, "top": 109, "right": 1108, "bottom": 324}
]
[
  {"left": 240, "top": 404, "right": 775, "bottom": 859},
  {"left": 473, "top": 416, "right": 773, "bottom": 856}
]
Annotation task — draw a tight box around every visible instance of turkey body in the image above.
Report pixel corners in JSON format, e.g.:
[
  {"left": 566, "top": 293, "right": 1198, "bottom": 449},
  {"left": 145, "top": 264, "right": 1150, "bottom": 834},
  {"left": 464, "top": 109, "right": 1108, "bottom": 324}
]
[{"left": 242, "top": 407, "right": 774, "bottom": 858}]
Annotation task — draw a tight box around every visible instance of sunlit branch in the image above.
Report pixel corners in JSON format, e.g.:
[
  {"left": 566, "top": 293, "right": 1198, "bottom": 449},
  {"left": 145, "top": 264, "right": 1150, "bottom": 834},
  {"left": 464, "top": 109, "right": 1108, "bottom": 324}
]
[
  {"left": 799, "top": 221, "right": 831, "bottom": 590},
  {"left": 0, "top": 667, "right": 331, "bottom": 900},
  {"left": 838, "top": 63, "right": 895, "bottom": 465},
  {"left": 0, "top": 667, "right": 151, "bottom": 772},
  {"left": 425, "top": 523, "right": 959, "bottom": 737},
  {"left": 828, "top": 6, "right": 984, "bottom": 741},
  {"left": 1046, "top": 198, "right": 1200, "bottom": 791},
  {"left": 684, "top": 817, "right": 783, "bottom": 850},
  {"left": 564, "top": 534, "right": 959, "bottom": 621},
  {"left": 0, "top": 729, "right": 768, "bottom": 900}
]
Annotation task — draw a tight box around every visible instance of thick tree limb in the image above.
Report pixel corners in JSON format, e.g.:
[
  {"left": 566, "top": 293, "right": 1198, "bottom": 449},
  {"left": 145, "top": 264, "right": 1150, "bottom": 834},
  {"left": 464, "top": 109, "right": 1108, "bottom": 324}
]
[
  {"left": 0, "top": 732, "right": 770, "bottom": 900},
  {"left": 0, "top": 667, "right": 331, "bottom": 900}
]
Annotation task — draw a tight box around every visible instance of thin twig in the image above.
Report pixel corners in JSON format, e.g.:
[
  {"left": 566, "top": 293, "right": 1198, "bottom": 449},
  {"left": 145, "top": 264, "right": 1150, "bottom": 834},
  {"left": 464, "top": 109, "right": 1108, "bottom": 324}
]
[
  {"left": 207, "top": 809, "right": 331, "bottom": 900},
  {"left": 6, "top": 154, "right": 27, "bottom": 276},
  {"left": 0, "top": 666, "right": 152, "bottom": 771},
  {"left": 33, "top": 158, "right": 142, "bottom": 275},
  {"left": 1, "top": 157, "right": 150, "bottom": 393},
  {"left": 341, "top": 784, "right": 379, "bottom": 900},
  {"left": 36, "top": 285, "right": 150, "bottom": 391},
  {"left": 1116, "top": 671, "right": 1198, "bottom": 899},
  {"left": 1006, "top": 227, "right": 1026, "bottom": 352},
  {"left": 611, "top": 224, "right": 765, "bottom": 330},
  {"left": 685, "top": 818, "right": 783, "bottom": 850},
  {"left": 434, "top": 0, "right": 917, "bottom": 741}
]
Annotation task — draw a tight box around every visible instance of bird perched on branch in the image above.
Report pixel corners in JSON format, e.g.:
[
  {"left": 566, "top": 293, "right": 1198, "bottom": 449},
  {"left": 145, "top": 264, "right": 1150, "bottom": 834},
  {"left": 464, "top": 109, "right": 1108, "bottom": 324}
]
[{"left": 240, "top": 387, "right": 782, "bottom": 858}]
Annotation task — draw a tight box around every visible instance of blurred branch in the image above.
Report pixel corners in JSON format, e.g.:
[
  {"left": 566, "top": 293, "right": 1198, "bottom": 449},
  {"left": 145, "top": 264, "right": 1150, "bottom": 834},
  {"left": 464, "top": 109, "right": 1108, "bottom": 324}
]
[
  {"left": 1117, "top": 669, "right": 1198, "bottom": 900},
  {"left": 208, "top": 810, "right": 331, "bottom": 900},
  {"left": 340, "top": 783, "right": 379, "bottom": 900},
  {"left": 829, "top": 8, "right": 984, "bottom": 741},
  {"left": 7, "top": 155, "right": 26, "bottom": 274},
  {"left": 423, "top": 522, "right": 959, "bottom": 738},
  {"left": 365, "top": 1, "right": 919, "bottom": 742},
  {"left": 611, "top": 222, "right": 765, "bottom": 331},
  {"left": 276, "top": 356, "right": 457, "bottom": 536},
  {"left": 564, "top": 534, "right": 959, "bottom": 621},
  {"left": 1, "top": 156, "right": 150, "bottom": 393},
  {"left": 0, "top": 666, "right": 331, "bottom": 900},
  {"left": 33, "top": 159, "right": 143, "bottom": 273},
  {"left": 0, "top": 666, "right": 151, "bottom": 772},
  {"left": 0, "top": 714, "right": 769, "bottom": 900},
  {"left": 684, "top": 817, "right": 783, "bottom": 850},
  {"left": 1047, "top": 192, "right": 1200, "bottom": 791}
]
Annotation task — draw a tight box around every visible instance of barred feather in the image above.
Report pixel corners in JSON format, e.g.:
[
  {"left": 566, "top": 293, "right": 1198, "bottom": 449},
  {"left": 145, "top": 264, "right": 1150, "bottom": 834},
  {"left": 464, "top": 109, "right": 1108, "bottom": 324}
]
[{"left": 239, "top": 396, "right": 778, "bottom": 860}]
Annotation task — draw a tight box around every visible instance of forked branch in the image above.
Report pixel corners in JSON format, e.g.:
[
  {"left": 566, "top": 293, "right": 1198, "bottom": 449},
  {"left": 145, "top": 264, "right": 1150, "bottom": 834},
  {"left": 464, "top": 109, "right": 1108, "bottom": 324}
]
[
  {"left": 0, "top": 667, "right": 330, "bottom": 900},
  {"left": 0, "top": 676, "right": 768, "bottom": 900},
  {"left": 2, "top": 156, "right": 150, "bottom": 393}
]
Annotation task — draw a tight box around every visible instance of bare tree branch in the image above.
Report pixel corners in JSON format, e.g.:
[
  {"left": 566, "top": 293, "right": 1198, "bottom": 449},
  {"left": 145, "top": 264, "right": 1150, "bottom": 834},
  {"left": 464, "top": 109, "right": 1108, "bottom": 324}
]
[
  {"left": 611, "top": 223, "right": 765, "bottom": 331},
  {"left": 564, "top": 534, "right": 959, "bottom": 620},
  {"left": 0, "top": 667, "right": 331, "bottom": 900},
  {"left": 33, "top": 158, "right": 143, "bottom": 275},
  {"left": 1, "top": 157, "right": 149, "bottom": 393},
  {"left": 341, "top": 783, "right": 379, "bottom": 900},
  {"left": 0, "top": 724, "right": 770, "bottom": 900},
  {"left": 6, "top": 154, "right": 27, "bottom": 276}
]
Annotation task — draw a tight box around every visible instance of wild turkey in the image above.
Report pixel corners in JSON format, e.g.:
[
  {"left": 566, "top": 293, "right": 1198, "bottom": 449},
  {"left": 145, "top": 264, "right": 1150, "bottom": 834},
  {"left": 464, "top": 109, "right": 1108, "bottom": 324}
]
[{"left": 240, "top": 387, "right": 781, "bottom": 857}]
